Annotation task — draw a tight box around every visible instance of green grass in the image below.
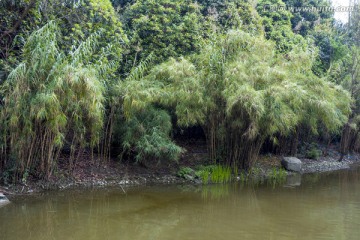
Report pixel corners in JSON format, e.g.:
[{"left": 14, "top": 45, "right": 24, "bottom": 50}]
[
  {"left": 194, "top": 165, "right": 232, "bottom": 184},
  {"left": 210, "top": 165, "right": 232, "bottom": 184},
  {"left": 268, "top": 167, "right": 287, "bottom": 187}
]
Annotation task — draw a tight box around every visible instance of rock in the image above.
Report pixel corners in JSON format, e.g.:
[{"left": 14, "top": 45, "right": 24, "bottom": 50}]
[
  {"left": 0, "top": 193, "right": 10, "bottom": 208},
  {"left": 194, "top": 179, "right": 202, "bottom": 184},
  {"left": 281, "top": 157, "right": 302, "bottom": 172}
]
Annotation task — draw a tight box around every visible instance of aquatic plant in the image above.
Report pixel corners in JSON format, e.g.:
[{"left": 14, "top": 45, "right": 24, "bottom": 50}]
[
  {"left": 268, "top": 167, "right": 287, "bottom": 187},
  {"left": 195, "top": 165, "right": 232, "bottom": 184},
  {"left": 211, "top": 165, "right": 232, "bottom": 184}
]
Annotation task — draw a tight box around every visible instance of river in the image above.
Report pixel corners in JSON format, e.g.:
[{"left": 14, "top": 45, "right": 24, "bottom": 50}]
[{"left": 1, "top": 166, "right": 359, "bottom": 240}]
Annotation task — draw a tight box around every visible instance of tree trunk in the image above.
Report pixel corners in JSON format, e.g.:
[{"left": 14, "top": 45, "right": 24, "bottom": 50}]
[
  {"left": 339, "top": 123, "right": 351, "bottom": 162},
  {"left": 290, "top": 130, "right": 299, "bottom": 156}
]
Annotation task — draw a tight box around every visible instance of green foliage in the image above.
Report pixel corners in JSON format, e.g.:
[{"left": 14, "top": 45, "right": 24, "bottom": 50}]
[
  {"left": 0, "top": 22, "right": 106, "bottom": 179},
  {"left": 195, "top": 165, "right": 232, "bottom": 184},
  {"left": 199, "top": 170, "right": 210, "bottom": 184},
  {"left": 0, "top": 0, "right": 356, "bottom": 180},
  {"left": 178, "top": 165, "right": 232, "bottom": 184},
  {"left": 0, "top": 0, "right": 126, "bottom": 83},
  {"left": 117, "top": 107, "right": 183, "bottom": 163},
  {"left": 306, "top": 147, "right": 322, "bottom": 160},
  {"left": 249, "top": 166, "right": 262, "bottom": 177},
  {"left": 210, "top": 165, "right": 232, "bottom": 183},
  {"left": 0, "top": 162, "right": 16, "bottom": 185},
  {"left": 119, "top": 29, "right": 350, "bottom": 169},
  {"left": 257, "top": 0, "right": 307, "bottom": 53},
  {"left": 310, "top": 23, "right": 350, "bottom": 77},
  {"left": 0, "top": 0, "right": 40, "bottom": 78},
  {"left": 111, "top": 0, "right": 134, "bottom": 8},
  {"left": 268, "top": 167, "right": 287, "bottom": 186},
  {"left": 177, "top": 167, "right": 195, "bottom": 178},
  {"left": 198, "top": 0, "right": 263, "bottom": 34},
  {"left": 282, "top": 0, "right": 333, "bottom": 36},
  {"left": 349, "top": 5, "right": 360, "bottom": 45},
  {"left": 335, "top": 6, "right": 360, "bottom": 155},
  {"left": 121, "top": 0, "right": 206, "bottom": 71},
  {"left": 239, "top": 171, "right": 247, "bottom": 183},
  {"left": 269, "top": 167, "right": 287, "bottom": 179},
  {"left": 195, "top": 165, "right": 214, "bottom": 183},
  {"left": 236, "top": 166, "right": 265, "bottom": 184}
]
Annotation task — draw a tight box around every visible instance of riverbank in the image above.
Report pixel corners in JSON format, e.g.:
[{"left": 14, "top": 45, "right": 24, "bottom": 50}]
[
  {"left": 1, "top": 143, "right": 359, "bottom": 195},
  {"left": 254, "top": 148, "right": 360, "bottom": 175}
]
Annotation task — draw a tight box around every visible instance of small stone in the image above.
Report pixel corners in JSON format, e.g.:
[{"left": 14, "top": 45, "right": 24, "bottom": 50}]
[
  {"left": 184, "top": 174, "right": 194, "bottom": 181},
  {"left": 0, "top": 193, "right": 10, "bottom": 208},
  {"left": 281, "top": 157, "right": 302, "bottom": 172}
]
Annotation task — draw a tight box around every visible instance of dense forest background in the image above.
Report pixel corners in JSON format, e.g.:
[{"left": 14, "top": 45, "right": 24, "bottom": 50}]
[{"left": 0, "top": 0, "right": 359, "bottom": 182}]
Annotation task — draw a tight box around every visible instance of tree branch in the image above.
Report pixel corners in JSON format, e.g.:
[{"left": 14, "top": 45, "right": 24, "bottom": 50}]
[{"left": 0, "top": 0, "right": 37, "bottom": 40}]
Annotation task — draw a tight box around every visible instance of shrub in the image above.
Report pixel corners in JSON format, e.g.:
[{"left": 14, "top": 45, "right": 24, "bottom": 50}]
[
  {"left": 117, "top": 107, "right": 183, "bottom": 164},
  {"left": 0, "top": 22, "right": 105, "bottom": 180},
  {"left": 306, "top": 147, "right": 322, "bottom": 160},
  {"left": 177, "top": 167, "right": 195, "bottom": 178}
]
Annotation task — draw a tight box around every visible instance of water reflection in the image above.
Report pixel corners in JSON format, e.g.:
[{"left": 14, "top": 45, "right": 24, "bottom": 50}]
[
  {"left": 0, "top": 167, "right": 359, "bottom": 240},
  {"left": 284, "top": 174, "right": 301, "bottom": 187}
]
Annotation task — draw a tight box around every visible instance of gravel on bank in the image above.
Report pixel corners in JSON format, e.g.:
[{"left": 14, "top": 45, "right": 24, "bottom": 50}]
[
  {"left": 299, "top": 147, "right": 360, "bottom": 173},
  {"left": 301, "top": 157, "right": 357, "bottom": 173}
]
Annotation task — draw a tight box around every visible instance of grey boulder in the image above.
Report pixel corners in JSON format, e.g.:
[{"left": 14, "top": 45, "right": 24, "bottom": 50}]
[{"left": 281, "top": 157, "right": 302, "bottom": 172}]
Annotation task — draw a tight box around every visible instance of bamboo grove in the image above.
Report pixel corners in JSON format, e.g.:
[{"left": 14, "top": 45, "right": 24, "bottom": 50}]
[{"left": 0, "top": 0, "right": 359, "bottom": 181}]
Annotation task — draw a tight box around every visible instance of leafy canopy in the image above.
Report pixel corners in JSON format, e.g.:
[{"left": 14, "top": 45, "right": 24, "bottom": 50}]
[
  {"left": 121, "top": 0, "right": 206, "bottom": 70},
  {"left": 0, "top": 21, "right": 106, "bottom": 178},
  {"left": 118, "top": 29, "right": 350, "bottom": 167}
]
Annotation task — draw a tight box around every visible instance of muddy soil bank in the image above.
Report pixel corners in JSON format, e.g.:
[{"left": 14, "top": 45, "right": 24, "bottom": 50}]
[{"left": 1, "top": 143, "right": 359, "bottom": 196}]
